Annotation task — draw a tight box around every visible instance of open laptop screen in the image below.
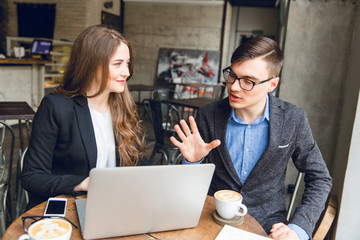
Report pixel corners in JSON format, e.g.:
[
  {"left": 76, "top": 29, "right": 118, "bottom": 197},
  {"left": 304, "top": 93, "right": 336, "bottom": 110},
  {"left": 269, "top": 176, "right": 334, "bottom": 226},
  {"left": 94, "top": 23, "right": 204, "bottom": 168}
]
[{"left": 76, "top": 164, "right": 215, "bottom": 239}]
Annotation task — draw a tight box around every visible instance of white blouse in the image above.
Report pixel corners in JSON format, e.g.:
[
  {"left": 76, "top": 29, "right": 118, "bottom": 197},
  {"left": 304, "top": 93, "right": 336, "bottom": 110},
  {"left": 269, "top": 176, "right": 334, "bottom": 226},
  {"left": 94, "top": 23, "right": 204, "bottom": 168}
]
[{"left": 89, "top": 108, "right": 116, "bottom": 168}]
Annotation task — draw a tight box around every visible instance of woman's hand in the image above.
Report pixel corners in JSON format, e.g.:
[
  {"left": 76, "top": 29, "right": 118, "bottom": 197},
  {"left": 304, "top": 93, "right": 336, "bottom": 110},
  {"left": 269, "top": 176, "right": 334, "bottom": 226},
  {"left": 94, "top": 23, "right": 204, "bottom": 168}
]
[
  {"left": 170, "top": 116, "right": 221, "bottom": 162},
  {"left": 74, "top": 177, "right": 89, "bottom": 192}
]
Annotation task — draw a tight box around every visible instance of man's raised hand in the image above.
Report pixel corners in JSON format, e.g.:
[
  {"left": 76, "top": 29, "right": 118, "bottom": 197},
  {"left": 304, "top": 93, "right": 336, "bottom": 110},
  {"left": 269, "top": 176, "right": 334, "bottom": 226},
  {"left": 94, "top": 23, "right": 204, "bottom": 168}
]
[{"left": 170, "top": 116, "right": 221, "bottom": 162}]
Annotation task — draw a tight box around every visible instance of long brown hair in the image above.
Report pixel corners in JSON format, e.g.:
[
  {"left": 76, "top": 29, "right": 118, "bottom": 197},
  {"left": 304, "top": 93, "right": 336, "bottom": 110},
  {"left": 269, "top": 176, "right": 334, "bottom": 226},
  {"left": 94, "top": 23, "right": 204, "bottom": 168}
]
[{"left": 56, "top": 24, "right": 144, "bottom": 166}]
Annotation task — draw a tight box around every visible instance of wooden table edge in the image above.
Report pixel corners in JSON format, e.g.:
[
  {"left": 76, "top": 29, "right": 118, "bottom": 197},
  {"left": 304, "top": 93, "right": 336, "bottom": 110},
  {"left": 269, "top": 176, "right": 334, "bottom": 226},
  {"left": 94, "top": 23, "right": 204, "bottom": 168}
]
[{"left": 3, "top": 195, "right": 268, "bottom": 240}]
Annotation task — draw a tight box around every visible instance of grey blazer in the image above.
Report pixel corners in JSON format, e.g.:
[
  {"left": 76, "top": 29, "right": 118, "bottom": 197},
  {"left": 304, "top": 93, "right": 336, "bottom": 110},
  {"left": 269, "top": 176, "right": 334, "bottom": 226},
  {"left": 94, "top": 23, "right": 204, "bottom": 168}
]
[{"left": 196, "top": 94, "right": 332, "bottom": 235}]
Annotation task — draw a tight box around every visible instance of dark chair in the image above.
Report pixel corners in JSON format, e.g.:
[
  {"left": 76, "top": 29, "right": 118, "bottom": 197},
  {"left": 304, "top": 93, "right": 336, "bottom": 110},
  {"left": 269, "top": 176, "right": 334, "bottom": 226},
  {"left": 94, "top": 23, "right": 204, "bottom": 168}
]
[
  {"left": 151, "top": 88, "right": 182, "bottom": 131},
  {"left": 151, "top": 88, "right": 181, "bottom": 101},
  {"left": 14, "top": 147, "right": 28, "bottom": 220},
  {"left": 154, "top": 87, "right": 203, "bottom": 120},
  {"left": 0, "top": 121, "right": 15, "bottom": 238},
  {"left": 143, "top": 99, "right": 182, "bottom": 165}
]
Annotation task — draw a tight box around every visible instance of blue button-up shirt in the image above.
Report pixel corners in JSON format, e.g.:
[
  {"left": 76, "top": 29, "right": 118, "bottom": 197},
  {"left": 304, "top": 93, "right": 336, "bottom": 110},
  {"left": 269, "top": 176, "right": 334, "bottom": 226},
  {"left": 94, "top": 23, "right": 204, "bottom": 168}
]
[
  {"left": 225, "top": 96, "right": 308, "bottom": 239},
  {"left": 226, "top": 96, "right": 269, "bottom": 185}
]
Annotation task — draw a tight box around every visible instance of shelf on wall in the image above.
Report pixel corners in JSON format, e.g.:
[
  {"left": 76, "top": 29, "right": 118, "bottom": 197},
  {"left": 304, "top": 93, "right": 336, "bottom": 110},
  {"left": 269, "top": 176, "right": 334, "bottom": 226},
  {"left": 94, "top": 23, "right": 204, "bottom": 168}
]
[{"left": 6, "top": 36, "right": 73, "bottom": 96}]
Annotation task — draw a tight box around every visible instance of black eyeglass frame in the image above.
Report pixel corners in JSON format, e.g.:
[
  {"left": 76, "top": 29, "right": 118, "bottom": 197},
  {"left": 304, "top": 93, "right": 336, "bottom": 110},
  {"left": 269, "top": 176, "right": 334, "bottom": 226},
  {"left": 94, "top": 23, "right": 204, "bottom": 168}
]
[
  {"left": 22, "top": 215, "right": 78, "bottom": 233},
  {"left": 222, "top": 67, "right": 275, "bottom": 91}
]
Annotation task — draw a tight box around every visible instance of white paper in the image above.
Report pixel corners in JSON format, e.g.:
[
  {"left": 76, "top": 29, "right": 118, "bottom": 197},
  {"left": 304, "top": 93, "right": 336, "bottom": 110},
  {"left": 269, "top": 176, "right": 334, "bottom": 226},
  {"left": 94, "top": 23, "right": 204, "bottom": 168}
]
[{"left": 215, "top": 225, "right": 271, "bottom": 240}]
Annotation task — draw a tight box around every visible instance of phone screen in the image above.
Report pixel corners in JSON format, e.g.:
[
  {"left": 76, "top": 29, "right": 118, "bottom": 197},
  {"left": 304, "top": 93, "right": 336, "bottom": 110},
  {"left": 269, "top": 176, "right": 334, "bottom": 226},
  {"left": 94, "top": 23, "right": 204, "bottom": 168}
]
[{"left": 45, "top": 200, "right": 66, "bottom": 215}]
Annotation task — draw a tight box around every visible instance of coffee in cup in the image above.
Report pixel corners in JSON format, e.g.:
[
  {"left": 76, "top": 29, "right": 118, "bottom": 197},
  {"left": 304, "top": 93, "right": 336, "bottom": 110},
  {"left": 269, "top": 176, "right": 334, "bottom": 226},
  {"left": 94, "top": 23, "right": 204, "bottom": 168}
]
[
  {"left": 214, "top": 190, "right": 248, "bottom": 219},
  {"left": 18, "top": 218, "right": 72, "bottom": 240}
]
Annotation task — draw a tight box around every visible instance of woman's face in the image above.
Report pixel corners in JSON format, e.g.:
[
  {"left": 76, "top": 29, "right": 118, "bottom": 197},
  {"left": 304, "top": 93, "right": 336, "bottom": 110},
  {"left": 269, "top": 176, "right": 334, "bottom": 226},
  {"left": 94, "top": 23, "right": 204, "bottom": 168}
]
[{"left": 105, "top": 42, "right": 130, "bottom": 94}]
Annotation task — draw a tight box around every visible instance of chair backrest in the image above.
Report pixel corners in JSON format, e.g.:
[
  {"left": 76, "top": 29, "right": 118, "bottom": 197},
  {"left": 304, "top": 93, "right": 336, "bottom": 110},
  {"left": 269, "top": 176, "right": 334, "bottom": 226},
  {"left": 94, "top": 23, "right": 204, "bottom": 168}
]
[
  {"left": 151, "top": 89, "right": 180, "bottom": 123},
  {"left": 286, "top": 172, "right": 303, "bottom": 221},
  {"left": 143, "top": 99, "right": 180, "bottom": 146},
  {"left": 0, "top": 121, "right": 15, "bottom": 238},
  {"left": 286, "top": 171, "right": 337, "bottom": 239},
  {"left": 14, "top": 147, "right": 29, "bottom": 219},
  {"left": 151, "top": 88, "right": 180, "bottom": 101},
  {"left": 0, "top": 121, "right": 15, "bottom": 186},
  {"left": 143, "top": 99, "right": 164, "bottom": 145},
  {"left": 313, "top": 193, "right": 337, "bottom": 240}
]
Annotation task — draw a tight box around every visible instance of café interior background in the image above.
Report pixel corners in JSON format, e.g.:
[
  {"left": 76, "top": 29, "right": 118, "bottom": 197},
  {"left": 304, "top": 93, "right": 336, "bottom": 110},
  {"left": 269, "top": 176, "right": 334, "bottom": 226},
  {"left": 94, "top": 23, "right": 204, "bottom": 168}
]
[{"left": 1, "top": 0, "right": 360, "bottom": 239}]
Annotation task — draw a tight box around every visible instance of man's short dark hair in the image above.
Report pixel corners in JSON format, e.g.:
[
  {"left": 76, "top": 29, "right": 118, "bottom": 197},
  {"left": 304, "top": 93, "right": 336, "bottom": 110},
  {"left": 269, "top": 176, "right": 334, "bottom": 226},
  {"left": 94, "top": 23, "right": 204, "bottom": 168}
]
[{"left": 231, "top": 36, "right": 284, "bottom": 77}]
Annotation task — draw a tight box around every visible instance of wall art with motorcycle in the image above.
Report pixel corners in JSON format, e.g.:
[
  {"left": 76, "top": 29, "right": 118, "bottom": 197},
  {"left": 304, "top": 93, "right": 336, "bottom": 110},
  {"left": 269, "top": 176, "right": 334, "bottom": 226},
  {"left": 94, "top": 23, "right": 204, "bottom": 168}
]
[{"left": 156, "top": 48, "right": 220, "bottom": 99}]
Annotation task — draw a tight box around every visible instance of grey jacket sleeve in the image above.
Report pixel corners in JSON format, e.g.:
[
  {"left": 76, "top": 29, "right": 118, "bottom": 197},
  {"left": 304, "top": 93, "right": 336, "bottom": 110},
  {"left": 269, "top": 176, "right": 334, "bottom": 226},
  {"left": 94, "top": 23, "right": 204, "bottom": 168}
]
[{"left": 290, "top": 111, "right": 332, "bottom": 236}]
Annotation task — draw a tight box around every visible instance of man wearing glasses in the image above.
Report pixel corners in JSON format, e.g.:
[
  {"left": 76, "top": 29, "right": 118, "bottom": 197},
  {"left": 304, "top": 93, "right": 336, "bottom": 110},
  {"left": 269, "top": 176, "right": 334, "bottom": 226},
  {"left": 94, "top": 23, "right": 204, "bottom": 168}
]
[{"left": 170, "top": 36, "right": 332, "bottom": 240}]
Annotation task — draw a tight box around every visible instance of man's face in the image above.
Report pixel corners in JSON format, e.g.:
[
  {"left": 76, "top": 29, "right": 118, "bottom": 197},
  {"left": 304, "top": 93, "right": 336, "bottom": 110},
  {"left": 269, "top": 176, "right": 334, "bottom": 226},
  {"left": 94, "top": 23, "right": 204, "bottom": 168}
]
[{"left": 227, "top": 57, "right": 279, "bottom": 115}]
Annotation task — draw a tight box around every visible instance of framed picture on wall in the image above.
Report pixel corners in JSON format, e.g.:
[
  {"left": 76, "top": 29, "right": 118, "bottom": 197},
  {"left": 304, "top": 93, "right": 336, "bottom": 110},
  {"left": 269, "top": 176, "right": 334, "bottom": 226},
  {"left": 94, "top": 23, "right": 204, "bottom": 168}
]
[{"left": 156, "top": 48, "right": 220, "bottom": 87}]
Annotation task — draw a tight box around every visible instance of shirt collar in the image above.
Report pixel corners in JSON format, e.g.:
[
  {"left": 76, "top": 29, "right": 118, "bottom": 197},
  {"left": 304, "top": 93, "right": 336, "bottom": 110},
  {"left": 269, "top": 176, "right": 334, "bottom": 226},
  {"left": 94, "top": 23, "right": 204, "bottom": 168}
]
[
  {"left": 263, "top": 94, "right": 270, "bottom": 121},
  {"left": 229, "top": 95, "right": 270, "bottom": 124}
]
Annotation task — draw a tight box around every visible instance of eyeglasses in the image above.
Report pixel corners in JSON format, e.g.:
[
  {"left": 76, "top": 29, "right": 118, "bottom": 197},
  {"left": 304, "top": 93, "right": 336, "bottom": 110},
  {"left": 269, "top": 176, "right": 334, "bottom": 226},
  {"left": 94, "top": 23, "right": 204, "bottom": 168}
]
[
  {"left": 222, "top": 67, "right": 274, "bottom": 91},
  {"left": 22, "top": 215, "right": 78, "bottom": 233}
]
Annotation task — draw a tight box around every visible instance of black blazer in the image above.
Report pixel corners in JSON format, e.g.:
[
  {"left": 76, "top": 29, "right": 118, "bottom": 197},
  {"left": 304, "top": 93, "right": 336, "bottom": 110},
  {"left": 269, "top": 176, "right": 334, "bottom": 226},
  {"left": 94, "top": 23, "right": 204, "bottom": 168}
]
[
  {"left": 196, "top": 95, "right": 332, "bottom": 235},
  {"left": 22, "top": 93, "right": 148, "bottom": 209}
]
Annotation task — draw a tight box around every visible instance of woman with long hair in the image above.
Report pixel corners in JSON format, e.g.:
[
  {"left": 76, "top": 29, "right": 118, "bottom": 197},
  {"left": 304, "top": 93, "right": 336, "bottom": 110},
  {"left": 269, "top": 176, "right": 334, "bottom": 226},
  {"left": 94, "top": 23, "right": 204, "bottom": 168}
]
[{"left": 22, "top": 25, "right": 146, "bottom": 209}]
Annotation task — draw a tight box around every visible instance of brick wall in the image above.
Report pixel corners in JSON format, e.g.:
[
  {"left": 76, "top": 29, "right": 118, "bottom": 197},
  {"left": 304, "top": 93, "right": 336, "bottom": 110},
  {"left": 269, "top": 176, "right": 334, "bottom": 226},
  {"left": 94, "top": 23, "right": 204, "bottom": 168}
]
[
  {"left": 123, "top": 3, "right": 223, "bottom": 86},
  {"left": 54, "top": 0, "right": 88, "bottom": 41}
]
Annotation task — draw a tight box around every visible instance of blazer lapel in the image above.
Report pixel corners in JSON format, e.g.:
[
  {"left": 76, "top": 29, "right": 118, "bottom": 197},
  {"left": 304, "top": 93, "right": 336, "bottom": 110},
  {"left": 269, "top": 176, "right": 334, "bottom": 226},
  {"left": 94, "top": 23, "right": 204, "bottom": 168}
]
[
  {"left": 243, "top": 95, "right": 284, "bottom": 187},
  {"left": 214, "top": 98, "right": 242, "bottom": 186},
  {"left": 74, "top": 96, "right": 97, "bottom": 169}
]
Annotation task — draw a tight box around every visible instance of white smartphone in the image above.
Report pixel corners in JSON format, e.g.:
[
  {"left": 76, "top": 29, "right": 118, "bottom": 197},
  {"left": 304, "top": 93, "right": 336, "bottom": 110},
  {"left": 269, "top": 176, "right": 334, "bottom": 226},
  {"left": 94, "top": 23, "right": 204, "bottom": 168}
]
[{"left": 43, "top": 198, "right": 67, "bottom": 217}]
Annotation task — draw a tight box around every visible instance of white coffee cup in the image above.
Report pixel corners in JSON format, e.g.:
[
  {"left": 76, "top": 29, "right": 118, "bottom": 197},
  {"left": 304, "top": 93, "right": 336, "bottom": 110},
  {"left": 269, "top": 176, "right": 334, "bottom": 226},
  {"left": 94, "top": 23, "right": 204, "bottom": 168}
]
[
  {"left": 18, "top": 218, "right": 72, "bottom": 240},
  {"left": 214, "top": 190, "right": 248, "bottom": 219},
  {"left": 14, "top": 47, "right": 25, "bottom": 59}
]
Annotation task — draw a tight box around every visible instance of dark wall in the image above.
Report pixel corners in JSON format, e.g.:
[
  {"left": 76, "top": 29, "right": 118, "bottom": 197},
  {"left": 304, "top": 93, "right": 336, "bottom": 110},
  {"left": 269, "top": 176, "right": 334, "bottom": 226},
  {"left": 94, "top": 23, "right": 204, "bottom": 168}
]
[
  {"left": 16, "top": 3, "right": 56, "bottom": 39},
  {"left": 0, "top": 1, "right": 9, "bottom": 55}
]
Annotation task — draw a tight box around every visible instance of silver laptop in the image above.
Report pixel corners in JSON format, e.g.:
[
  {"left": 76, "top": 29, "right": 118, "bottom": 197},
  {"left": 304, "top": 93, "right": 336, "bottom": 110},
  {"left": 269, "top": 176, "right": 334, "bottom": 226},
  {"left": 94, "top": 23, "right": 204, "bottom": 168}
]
[{"left": 75, "top": 164, "right": 215, "bottom": 239}]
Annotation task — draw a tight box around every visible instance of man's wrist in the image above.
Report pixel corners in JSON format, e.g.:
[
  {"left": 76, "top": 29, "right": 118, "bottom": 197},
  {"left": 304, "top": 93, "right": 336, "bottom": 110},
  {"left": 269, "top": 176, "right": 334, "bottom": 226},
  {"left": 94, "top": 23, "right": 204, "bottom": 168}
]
[
  {"left": 288, "top": 223, "right": 309, "bottom": 240},
  {"left": 182, "top": 158, "right": 204, "bottom": 164}
]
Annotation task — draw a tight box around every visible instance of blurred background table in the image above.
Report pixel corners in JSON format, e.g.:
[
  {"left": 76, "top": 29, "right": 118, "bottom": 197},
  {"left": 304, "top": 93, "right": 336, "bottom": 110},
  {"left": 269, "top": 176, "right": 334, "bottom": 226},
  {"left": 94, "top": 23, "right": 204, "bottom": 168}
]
[
  {"left": 164, "top": 97, "right": 217, "bottom": 110},
  {"left": 128, "top": 84, "right": 157, "bottom": 104},
  {"left": 0, "top": 101, "right": 35, "bottom": 120},
  {"left": 164, "top": 97, "right": 218, "bottom": 119}
]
